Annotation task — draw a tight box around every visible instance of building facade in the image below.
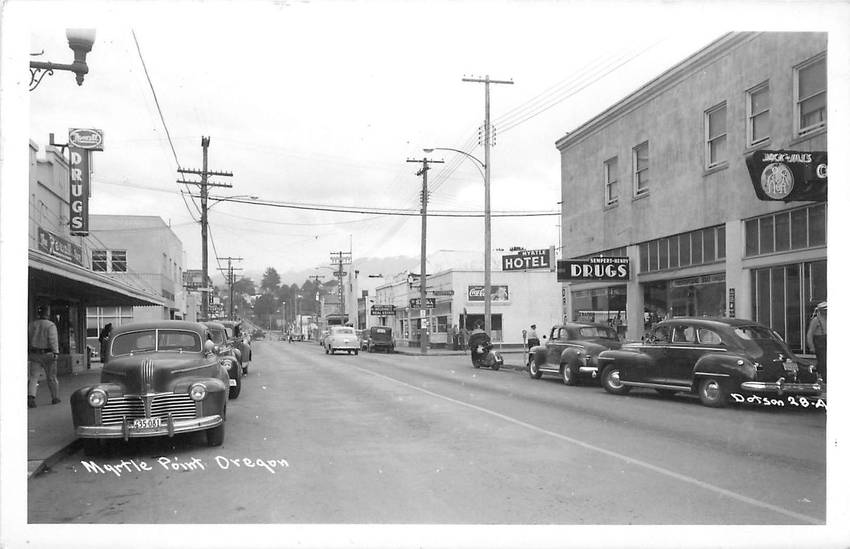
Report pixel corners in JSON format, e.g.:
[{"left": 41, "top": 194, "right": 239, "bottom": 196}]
[
  {"left": 28, "top": 142, "right": 165, "bottom": 373},
  {"left": 555, "top": 32, "right": 827, "bottom": 353},
  {"left": 375, "top": 269, "right": 562, "bottom": 347},
  {"left": 85, "top": 215, "right": 188, "bottom": 341}
]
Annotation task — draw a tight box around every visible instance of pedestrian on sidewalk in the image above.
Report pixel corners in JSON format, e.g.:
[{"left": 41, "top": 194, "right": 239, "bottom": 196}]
[
  {"left": 28, "top": 305, "right": 60, "bottom": 408},
  {"left": 806, "top": 301, "right": 827, "bottom": 384},
  {"left": 527, "top": 324, "right": 540, "bottom": 349},
  {"left": 98, "top": 322, "right": 112, "bottom": 362}
]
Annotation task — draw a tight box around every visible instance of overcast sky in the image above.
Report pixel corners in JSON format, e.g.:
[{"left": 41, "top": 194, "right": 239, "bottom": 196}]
[{"left": 16, "top": 1, "right": 842, "bottom": 281}]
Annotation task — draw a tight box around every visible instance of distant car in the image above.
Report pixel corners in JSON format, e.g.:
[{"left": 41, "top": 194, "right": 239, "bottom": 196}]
[
  {"left": 319, "top": 330, "right": 330, "bottom": 348},
  {"left": 365, "top": 326, "right": 395, "bottom": 353},
  {"left": 325, "top": 326, "right": 359, "bottom": 355},
  {"left": 597, "top": 317, "right": 824, "bottom": 408},
  {"left": 204, "top": 322, "right": 243, "bottom": 399},
  {"left": 221, "top": 320, "right": 252, "bottom": 374},
  {"left": 71, "top": 321, "right": 229, "bottom": 454},
  {"left": 527, "top": 323, "right": 621, "bottom": 385},
  {"left": 252, "top": 329, "right": 266, "bottom": 340}
]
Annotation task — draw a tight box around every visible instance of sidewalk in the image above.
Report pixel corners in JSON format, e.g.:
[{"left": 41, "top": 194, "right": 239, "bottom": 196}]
[
  {"left": 393, "top": 345, "right": 529, "bottom": 372},
  {"left": 27, "top": 362, "right": 102, "bottom": 478}
]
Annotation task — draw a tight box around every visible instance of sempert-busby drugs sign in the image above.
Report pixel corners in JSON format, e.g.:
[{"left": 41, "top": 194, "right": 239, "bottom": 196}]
[
  {"left": 557, "top": 257, "right": 630, "bottom": 282},
  {"left": 68, "top": 128, "right": 103, "bottom": 236},
  {"left": 745, "top": 150, "right": 826, "bottom": 202}
]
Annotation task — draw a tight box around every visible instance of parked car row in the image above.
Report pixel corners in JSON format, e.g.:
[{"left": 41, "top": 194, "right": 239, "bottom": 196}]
[
  {"left": 526, "top": 318, "right": 824, "bottom": 409},
  {"left": 71, "top": 320, "right": 260, "bottom": 455}
]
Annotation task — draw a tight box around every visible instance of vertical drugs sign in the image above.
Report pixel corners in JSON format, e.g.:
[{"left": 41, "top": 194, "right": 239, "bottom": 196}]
[{"left": 68, "top": 128, "right": 104, "bottom": 236}]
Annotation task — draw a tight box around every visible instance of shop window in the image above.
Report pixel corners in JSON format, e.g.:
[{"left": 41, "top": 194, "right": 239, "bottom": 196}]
[
  {"left": 746, "top": 82, "right": 770, "bottom": 147},
  {"left": 705, "top": 102, "right": 727, "bottom": 169},
  {"left": 703, "top": 228, "right": 715, "bottom": 262},
  {"left": 633, "top": 141, "right": 650, "bottom": 197},
  {"left": 775, "top": 212, "right": 791, "bottom": 252},
  {"left": 679, "top": 233, "right": 691, "bottom": 267},
  {"left": 649, "top": 240, "right": 658, "bottom": 271},
  {"left": 692, "top": 231, "right": 704, "bottom": 264},
  {"left": 639, "top": 243, "right": 648, "bottom": 272},
  {"left": 717, "top": 225, "right": 725, "bottom": 259},
  {"left": 795, "top": 53, "right": 826, "bottom": 137},
  {"left": 759, "top": 217, "right": 774, "bottom": 254},
  {"left": 790, "top": 208, "right": 808, "bottom": 249},
  {"left": 809, "top": 203, "right": 826, "bottom": 246},
  {"left": 437, "top": 316, "right": 448, "bottom": 333},
  {"left": 658, "top": 238, "right": 669, "bottom": 271},
  {"left": 604, "top": 157, "right": 618, "bottom": 206},
  {"left": 669, "top": 237, "right": 679, "bottom": 269}
]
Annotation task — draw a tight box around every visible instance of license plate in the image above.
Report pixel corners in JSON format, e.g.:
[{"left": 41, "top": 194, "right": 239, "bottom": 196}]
[{"left": 131, "top": 417, "right": 162, "bottom": 430}]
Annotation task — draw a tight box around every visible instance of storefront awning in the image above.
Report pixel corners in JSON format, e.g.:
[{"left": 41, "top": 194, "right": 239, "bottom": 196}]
[{"left": 29, "top": 249, "right": 166, "bottom": 307}]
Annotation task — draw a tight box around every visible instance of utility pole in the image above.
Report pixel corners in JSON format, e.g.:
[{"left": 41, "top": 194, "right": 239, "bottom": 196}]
[
  {"left": 407, "top": 156, "right": 444, "bottom": 354},
  {"left": 329, "top": 251, "right": 351, "bottom": 324},
  {"left": 178, "top": 136, "right": 233, "bottom": 320},
  {"left": 463, "top": 75, "right": 513, "bottom": 335},
  {"left": 217, "top": 256, "right": 243, "bottom": 320},
  {"left": 309, "top": 273, "right": 324, "bottom": 330}
]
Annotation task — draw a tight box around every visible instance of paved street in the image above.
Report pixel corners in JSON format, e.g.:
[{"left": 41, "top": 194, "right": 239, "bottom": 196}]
[{"left": 28, "top": 339, "right": 826, "bottom": 524}]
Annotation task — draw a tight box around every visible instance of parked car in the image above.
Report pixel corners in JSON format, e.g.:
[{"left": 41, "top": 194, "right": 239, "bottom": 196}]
[
  {"left": 325, "top": 326, "right": 359, "bottom": 355},
  {"left": 527, "top": 323, "right": 622, "bottom": 385},
  {"left": 597, "top": 317, "right": 823, "bottom": 407},
  {"left": 365, "top": 326, "right": 395, "bottom": 353},
  {"left": 71, "top": 321, "right": 229, "bottom": 454},
  {"left": 204, "top": 322, "right": 243, "bottom": 399},
  {"left": 221, "top": 320, "right": 252, "bottom": 374}
]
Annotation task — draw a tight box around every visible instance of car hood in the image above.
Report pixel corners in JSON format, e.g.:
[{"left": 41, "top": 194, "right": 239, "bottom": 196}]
[{"left": 102, "top": 353, "right": 217, "bottom": 394}]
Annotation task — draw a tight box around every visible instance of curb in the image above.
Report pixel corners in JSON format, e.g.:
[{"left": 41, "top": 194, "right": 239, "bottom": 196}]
[{"left": 28, "top": 439, "right": 81, "bottom": 479}]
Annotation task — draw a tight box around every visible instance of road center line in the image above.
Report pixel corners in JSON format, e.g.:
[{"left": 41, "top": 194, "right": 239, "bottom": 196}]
[{"left": 354, "top": 364, "right": 823, "bottom": 525}]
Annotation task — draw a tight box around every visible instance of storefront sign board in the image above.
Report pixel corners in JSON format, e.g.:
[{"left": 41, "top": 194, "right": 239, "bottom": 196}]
[
  {"left": 467, "top": 285, "right": 510, "bottom": 301},
  {"left": 371, "top": 304, "right": 396, "bottom": 316},
  {"left": 409, "top": 298, "right": 436, "bottom": 309},
  {"left": 745, "top": 150, "right": 827, "bottom": 202},
  {"left": 37, "top": 227, "right": 84, "bottom": 266},
  {"left": 502, "top": 248, "right": 551, "bottom": 271},
  {"left": 557, "top": 257, "right": 630, "bottom": 281},
  {"left": 68, "top": 145, "right": 90, "bottom": 236}
]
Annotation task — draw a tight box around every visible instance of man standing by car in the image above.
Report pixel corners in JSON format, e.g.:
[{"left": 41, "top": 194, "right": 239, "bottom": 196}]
[
  {"left": 806, "top": 301, "right": 827, "bottom": 384},
  {"left": 527, "top": 324, "right": 540, "bottom": 349},
  {"left": 28, "top": 305, "right": 60, "bottom": 408}
]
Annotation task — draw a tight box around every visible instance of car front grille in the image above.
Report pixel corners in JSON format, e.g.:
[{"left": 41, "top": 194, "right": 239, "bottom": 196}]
[{"left": 101, "top": 393, "right": 197, "bottom": 425}]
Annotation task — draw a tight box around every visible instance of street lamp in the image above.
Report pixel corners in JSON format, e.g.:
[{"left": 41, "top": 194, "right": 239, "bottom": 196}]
[
  {"left": 30, "top": 29, "right": 96, "bottom": 91},
  {"left": 423, "top": 146, "right": 493, "bottom": 335},
  {"left": 206, "top": 194, "right": 259, "bottom": 211}
]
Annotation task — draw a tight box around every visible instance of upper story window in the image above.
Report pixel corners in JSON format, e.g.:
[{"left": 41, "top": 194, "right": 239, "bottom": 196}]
[
  {"left": 705, "top": 102, "right": 727, "bottom": 170},
  {"left": 92, "top": 250, "right": 127, "bottom": 272},
  {"left": 604, "top": 157, "right": 618, "bottom": 206},
  {"left": 633, "top": 142, "right": 649, "bottom": 197},
  {"left": 746, "top": 82, "right": 770, "bottom": 147},
  {"left": 745, "top": 203, "right": 825, "bottom": 257},
  {"left": 794, "top": 53, "right": 826, "bottom": 137}
]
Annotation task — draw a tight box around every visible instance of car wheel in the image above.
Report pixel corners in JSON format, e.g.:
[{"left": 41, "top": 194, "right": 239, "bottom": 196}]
[
  {"left": 698, "top": 377, "right": 728, "bottom": 408},
  {"left": 601, "top": 365, "right": 631, "bottom": 395},
  {"left": 368, "top": 344, "right": 373, "bottom": 353},
  {"left": 561, "top": 363, "right": 579, "bottom": 386},
  {"left": 354, "top": 349, "right": 359, "bottom": 356},
  {"left": 206, "top": 422, "right": 225, "bottom": 447},
  {"left": 325, "top": 347, "right": 329, "bottom": 354},
  {"left": 329, "top": 347, "right": 334, "bottom": 355},
  {"left": 655, "top": 389, "right": 677, "bottom": 398},
  {"left": 528, "top": 360, "right": 542, "bottom": 379},
  {"left": 229, "top": 373, "right": 241, "bottom": 399}
]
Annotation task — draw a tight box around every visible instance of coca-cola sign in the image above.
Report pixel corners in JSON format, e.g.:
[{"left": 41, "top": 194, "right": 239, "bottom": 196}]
[
  {"left": 467, "top": 285, "right": 510, "bottom": 302},
  {"left": 68, "top": 128, "right": 104, "bottom": 151}
]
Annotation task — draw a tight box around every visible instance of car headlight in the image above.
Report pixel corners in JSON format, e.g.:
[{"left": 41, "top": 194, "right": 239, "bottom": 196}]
[
  {"left": 220, "top": 358, "right": 233, "bottom": 369},
  {"left": 189, "top": 383, "right": 207, "bottom": 401},
  {"left": 88, "top": 388, "right": 107, "bottom": 408}
]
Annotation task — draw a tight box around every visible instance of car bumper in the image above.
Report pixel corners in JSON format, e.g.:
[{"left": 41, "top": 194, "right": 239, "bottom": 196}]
[
  {"left": 740, "top": 380, "right": 823, "bottom": 396},
  {"left": 75, "top": 415, "right": 223, "bottom": 439},
  {"left": 579, "top": 366, "right": 598, "bottom": 377}
]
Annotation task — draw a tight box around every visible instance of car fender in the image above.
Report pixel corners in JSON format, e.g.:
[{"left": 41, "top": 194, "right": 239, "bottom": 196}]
[
  {"left": 529, "top": 345, "right": 547, "bottom": 366},
  {"left": 71, "top": 382, "right": 125, "bottom": 427},
  {"left": 559, "top": 346, "right": 585, "bottom": 368},
  {"left": 597, "top": 348, "right": 653, "bottom": 379},
  {"left": 691, "top": 353, "right": 749, "bottom": 390}
]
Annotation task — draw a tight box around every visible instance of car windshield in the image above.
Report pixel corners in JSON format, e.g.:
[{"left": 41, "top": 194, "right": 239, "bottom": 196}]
[
  {"left": 111, "top": 329, "right": 202, "bottom": 356},
  {"left": 578, "top": 326, "right": 618, "bottom": 340}
]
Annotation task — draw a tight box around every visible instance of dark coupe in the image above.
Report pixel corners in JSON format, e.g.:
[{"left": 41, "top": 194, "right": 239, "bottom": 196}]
[
  {"left": 597, "top": 317, "right": 823, "bottom": 407},
  {"left": 527, "top": 323, "right": 622, "bottom": 385},
  {"left": 71, "top": 321, "right": 230, "bottom": 452},
  {"left": 204, "top": 321, "right": 243, "bottom": 399}
]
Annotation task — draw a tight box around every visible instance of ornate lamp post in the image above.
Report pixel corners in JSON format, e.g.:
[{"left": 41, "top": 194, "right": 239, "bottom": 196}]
[{"left": 30, "top": 29, "right": 96, "bottom": 91}]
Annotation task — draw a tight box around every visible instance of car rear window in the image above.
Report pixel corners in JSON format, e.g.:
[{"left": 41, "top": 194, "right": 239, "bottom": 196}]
[{"left": 578, "top": 327, "right": 618, "bottom": 340}]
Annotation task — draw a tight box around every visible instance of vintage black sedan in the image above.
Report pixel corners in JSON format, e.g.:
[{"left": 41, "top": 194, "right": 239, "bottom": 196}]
[
  {"left": 221, "top": 320, "right": 252, "bottom": 374},
  {"left": 597, "top": 317, "right": 823, "bottom": 407},
  {"left": 204, "top": 321, "right": 243, "bottom": 399},
  {"left": 71, "top": 321, "right": 229, "bottom": 452},
  {"left": 527, "top": 323, "right": 622, "bottom": 385}
]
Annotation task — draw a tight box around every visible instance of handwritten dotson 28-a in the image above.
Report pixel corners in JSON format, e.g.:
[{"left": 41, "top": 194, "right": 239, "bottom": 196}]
[{"left": 78, "top": 455, "right": 290, "bottom": 477}]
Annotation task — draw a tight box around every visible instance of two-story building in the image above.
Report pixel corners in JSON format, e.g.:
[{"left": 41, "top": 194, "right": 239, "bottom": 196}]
[{"left": 556, "top": 32, "right": 827, "bottom": 353}]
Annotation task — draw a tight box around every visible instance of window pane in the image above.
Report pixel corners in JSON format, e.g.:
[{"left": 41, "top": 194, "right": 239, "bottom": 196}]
[
  {"left": 635, "top": 143, "right": 649, "bottom": 170},
  {"left": 709, "top": 106, "right": 726, "bottom": 138},
  {"left": 717, "top": 225, "right": 725, "bottom": 258},
  {"left": 756, "top": 268, "right": 772, "bottom": 325},
  {"left": 691, "top": 231, "right": 703, "bottom": 264},
  {"left": 775, "top": 212, "right": 790, "bottom": 251},
  {"left": 709, "top": 136, "right": 726, "bottom": 165},
  {"left": 770, "top": 267, "right": 785, "bottom": 335},
  {"left": 745, "top": 220, "right": 759, "bottom": 256},
  {"left": 703, "top": 228, "right": 715, "bottom": 261},
  {"left": 759, "top": 217, "right": 774, "bottom": 254},
  {"left": 751, "top": 86, "right": 770, "bottom": 112},
  {"left": 679, "top": 233, "right": 691, "bottom": 266},
  {"left": 658, "top": 238, "right": 668, "bottom": 270},
  {"left": 785, "top": 264, "right": 802, "bottom": 351},
  {"left": 92, "top": 250, "right": 107, "bottom": 272},
  {"left": 649, "top": 240, "right": 658, "bottom": 272},
  {"left": 752, "top": 112, "right": 770, "bottom": 142},
  {"left": 791, "top": 208, "right": 808, "bottom": 249},
  {"left": 639, "top": 243, "right": 648, "bottom": 272},
  {"left": 799, "top": 59, "right": 826, "bottom": 98},
  {"left": 808, "top": 203, "right": 826, "bottom": 246},
  {"left": 801, "top": 93, "right": 827, "bottom": 128},
  {"left": 669, "top": 236, "right": 679, "bottom": 268}
]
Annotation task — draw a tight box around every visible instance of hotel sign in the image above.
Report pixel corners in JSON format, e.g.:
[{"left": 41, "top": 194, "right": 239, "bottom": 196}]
[
  {"left": 502, "top": 248, "right": 551, "bottom": 271},
  {"left": 37, "top": 227, "right": 84, "bottom": 266},
  {"left": 557, "top": 257, "right": 630, "bottom": 282},
  {"left": 745, "top": 150, "right": 827, "bottom": 202}
]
